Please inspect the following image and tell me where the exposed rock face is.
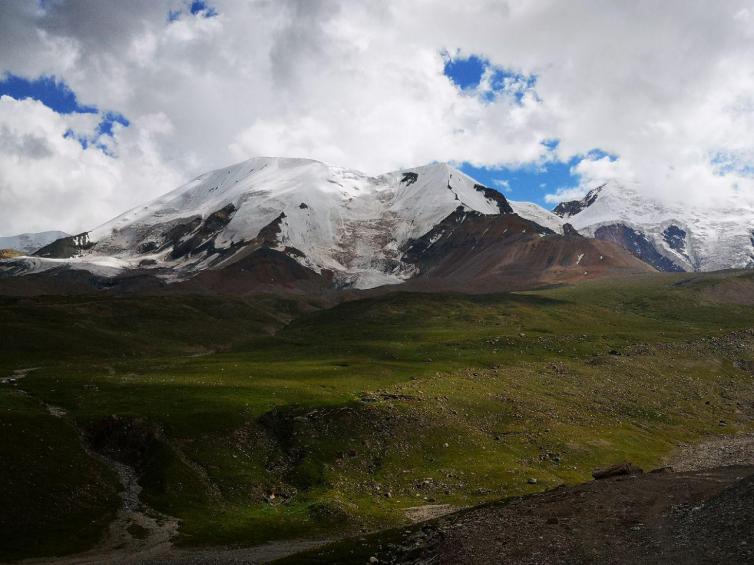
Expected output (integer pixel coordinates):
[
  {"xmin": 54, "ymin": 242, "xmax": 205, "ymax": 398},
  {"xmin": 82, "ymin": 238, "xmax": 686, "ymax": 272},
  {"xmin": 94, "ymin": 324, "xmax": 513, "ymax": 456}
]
[
  {"xmin": 472, "ymin": 184, "xmax": 514, "ymax": 214},
  {"xmin": 553, "ymin": 184, "xmax": 605, "ymax": 218},
  {"xmin": 402, "ymin": 206, "xmax": 550, "ymax": 272},
  {"xmin": 400, "ymin": 172, "xmax": 418, "ymax": 186},
  {"xmin": 562, "ymin": 223, "xmax": 581, "ymax": 237},
  {"xmin": 169, "ymin": 204, "xmax": 238, "ymax": 260},
  {"xmin": 594, "ymin": 224, "xmax": 685, "ymax": 272},
  {"xmin": 254, "ymin": 212, "xmax": 286, "ymax": 247},
  {"xmin": 663, "ymin": 224, "xmax": 687, "ymax": 253},
  {"xmin": 592, "ymin": 462, "xmax": 643, "ymax": 480},
  {"xmin": 34, "ymin": 232, "xmax": 94, "ymax": 258}
]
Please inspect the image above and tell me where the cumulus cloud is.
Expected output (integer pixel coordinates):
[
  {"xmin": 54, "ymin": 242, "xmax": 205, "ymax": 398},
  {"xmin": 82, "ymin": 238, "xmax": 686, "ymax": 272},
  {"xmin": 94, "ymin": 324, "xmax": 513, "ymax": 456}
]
[
  {"xmin": 544, "ymin": 155, "xmax": 635, "ymax": 204},
  {"xmin": 0, "ymin": 0, "xmax": 753, "ymax": 234},
  {"xmin": 0, "ymin": 96, "xmax": 181, "ymax": 234}
]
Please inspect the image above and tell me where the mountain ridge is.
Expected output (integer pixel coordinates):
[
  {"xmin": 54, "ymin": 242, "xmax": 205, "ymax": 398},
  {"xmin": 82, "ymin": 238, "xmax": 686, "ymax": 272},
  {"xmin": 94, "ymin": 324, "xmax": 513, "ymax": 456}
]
[
  {"xmin": 3, "ymin": 157, "xmax": 752, "ymax": 293},
  {"xmin": 4, "ymin": 157, "xmax": 653, "ymax": 292}
]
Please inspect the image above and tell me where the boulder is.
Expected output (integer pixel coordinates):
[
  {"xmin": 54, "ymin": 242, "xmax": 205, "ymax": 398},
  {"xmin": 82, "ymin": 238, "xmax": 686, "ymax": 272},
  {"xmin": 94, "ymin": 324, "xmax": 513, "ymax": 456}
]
[{"xmin": 592, "ymin": 462, "xmax": 643, "ymax": 480}]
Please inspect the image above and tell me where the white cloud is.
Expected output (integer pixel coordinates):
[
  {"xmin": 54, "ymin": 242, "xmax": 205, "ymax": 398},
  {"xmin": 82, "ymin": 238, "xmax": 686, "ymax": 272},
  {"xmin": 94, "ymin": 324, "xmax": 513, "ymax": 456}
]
[
  {"xmin": 0, "ymin": 0, "xmax": 753, "ymax": 234},
  {"xmin": 0, "ymin": 96, "xmax": 181, "ymax": 234},
  {"xmin": 492, "ymin": 178, "xmax": 511, "ymax": 192},
  {"xmin": 544, "ymin": 187, "xmax": 587, "ymax": 205}
]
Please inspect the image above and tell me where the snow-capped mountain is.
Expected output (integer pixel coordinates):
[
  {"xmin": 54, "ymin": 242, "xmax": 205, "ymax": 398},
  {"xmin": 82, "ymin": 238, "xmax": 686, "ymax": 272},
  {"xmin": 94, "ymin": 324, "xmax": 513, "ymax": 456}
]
[
  {"xmin": 0, "ymin": 230, "xmax": 69, "ymax": 254},
  {"xmin": 554, "ymin": 181, "xmax": 754, "ymax": 272},
  {"xmin": 5, "ymin": 158, "xmax": 751, "ymax": 292},
  {"xmin": 91, "ymin": 157, "xmax": 519, "ymax": 288},
  {"xmin": 1, "ymin": 157, "xmax": 652, "ymax": 292},
  {"xmin": 9, "ymin": 158, "xmax": 514, "ymax": 288}
]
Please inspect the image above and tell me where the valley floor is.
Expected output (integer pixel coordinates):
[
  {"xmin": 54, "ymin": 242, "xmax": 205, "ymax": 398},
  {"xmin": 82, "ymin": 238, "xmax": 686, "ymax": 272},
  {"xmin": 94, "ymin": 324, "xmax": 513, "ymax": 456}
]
[{"xmin": 1, "ymin": 271, "xmax": 754, "ymax": 562}]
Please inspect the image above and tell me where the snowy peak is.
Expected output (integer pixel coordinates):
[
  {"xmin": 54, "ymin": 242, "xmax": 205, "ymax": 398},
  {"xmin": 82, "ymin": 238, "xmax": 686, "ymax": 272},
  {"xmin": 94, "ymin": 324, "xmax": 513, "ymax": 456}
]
[
  {"xmin": 7, "ymin": 156, "xmax": 753, "ymax": 289},
  {"xmin": 555, "ymin": 180, "xmax": 754, "ymax": 272}
]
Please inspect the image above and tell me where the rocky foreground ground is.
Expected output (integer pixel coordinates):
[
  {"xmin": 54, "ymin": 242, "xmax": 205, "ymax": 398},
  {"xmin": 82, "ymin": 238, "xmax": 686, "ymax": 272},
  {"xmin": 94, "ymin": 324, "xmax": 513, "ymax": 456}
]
[
  {"xmin": 357, "ymin": 465, "xmax": 754, "ymax": 565},
  {"xmin": 280, "ymin": 434, "xmax": 754, "ymax": 565}
]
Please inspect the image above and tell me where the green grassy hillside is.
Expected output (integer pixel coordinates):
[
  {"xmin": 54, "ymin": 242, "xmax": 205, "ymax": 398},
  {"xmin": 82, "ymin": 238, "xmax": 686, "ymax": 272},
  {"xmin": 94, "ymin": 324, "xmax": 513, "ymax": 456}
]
[{"xmin": 1, "ymin": 271, "xmax": 754, "ymax": 560}]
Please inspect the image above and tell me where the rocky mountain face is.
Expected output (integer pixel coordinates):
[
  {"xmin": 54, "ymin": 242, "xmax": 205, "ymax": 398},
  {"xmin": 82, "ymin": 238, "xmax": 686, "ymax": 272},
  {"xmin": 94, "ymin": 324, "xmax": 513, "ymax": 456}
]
[
  {"xmin": 0, "ymin": 157, "xmax": 653, "ymax": 294},
  {"xmin": 398, "ymin": 207, "xmax": 653, "ymax": 292},
  {"xmin": 553, "ymin": 181, "xmax": 754, "ymax": 273},
  {"xmin": 552, "ymin": 185, "xmax": 604, "ymax": 218}
]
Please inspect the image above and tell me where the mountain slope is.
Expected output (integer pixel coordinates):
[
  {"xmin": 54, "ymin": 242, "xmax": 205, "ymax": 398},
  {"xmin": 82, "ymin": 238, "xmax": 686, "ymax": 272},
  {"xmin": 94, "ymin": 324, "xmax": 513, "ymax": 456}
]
[
  {"xmin": 399, "ymin": 207, "xmax": 653, "ymax": 291},
  {"xmin": 510, "ymin": 200, "xmax": 564, "ymax": 233},
  {"xmin": 555, "ymin": 181, "xmax": 754, "ymax": 272}
]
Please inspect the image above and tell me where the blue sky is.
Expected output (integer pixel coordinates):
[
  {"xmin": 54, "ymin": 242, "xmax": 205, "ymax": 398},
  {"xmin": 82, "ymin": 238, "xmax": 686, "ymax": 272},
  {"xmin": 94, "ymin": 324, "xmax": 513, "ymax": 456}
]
[
  {"xmin": 459, "ymin": 160, "xmax": 578, "ymax": 205},
  {"xmin": 0, "ymin": 73, "xmax": 97, "ymax": 114},
  {"xmin": 0, "ymin": 73, "xmax": 129, "ymax": 155},
  {"xmin": 169, "ymin": 0, "xmax": 219, "ymax": 22},
  {"xmin": 442, "ymin": 53, "xmax": 610, "ymax": 207}
]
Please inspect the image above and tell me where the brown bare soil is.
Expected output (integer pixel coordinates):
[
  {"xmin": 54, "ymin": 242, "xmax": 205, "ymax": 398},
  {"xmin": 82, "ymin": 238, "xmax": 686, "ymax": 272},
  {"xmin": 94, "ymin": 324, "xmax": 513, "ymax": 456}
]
[{"xmin": 399, "ymin": 212, "xmax": 655, "ymax": 293}]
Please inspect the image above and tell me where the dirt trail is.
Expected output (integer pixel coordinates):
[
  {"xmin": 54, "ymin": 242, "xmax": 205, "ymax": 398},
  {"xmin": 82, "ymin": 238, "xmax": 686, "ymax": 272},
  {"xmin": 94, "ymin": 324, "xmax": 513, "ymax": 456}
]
[
  {"xmin": 404, "ymin": 504, "xmax": 459, "ymax": 523},
  {"xmin": 0, "ymin": 367, "xmax": 39, "ymax": 384},
  {"xmin": 142, "ymin": 538, "xmax": 334, "ymax": 564}
]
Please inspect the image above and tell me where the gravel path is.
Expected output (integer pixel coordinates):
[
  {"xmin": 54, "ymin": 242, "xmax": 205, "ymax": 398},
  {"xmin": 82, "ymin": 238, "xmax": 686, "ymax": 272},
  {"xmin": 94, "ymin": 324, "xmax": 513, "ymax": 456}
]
[{"xmin": 667, "ymin": 433, "xmax": 754, "ymax": 471}]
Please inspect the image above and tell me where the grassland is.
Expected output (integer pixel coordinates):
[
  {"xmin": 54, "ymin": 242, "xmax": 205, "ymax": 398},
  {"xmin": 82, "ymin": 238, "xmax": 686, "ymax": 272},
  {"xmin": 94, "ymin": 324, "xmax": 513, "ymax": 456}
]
[{"xmin": 1, "ymin": 271, "xmax": 754, "ymax": 561}]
